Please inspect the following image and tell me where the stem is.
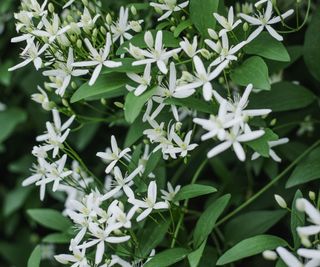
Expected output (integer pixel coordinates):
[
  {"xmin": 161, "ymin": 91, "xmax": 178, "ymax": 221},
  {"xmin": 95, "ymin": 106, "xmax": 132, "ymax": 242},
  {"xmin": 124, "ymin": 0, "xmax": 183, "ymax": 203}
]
[
  {"xmin": 215, "ymin": 139, "xmax": 320, "ymax": 228},
  {"xmin": 170, "ymin": 159, "xmax": 208, "ymax": 248}
]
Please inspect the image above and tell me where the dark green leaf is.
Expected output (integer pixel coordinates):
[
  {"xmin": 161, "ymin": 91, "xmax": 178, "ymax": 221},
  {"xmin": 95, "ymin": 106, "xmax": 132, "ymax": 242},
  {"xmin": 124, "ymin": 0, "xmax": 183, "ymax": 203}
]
[
  {"xmin": 225, "ymin": 210, "xmax": 286, "ymax": 243},
  {"xmin": 304, "ymin": 7, "xmax": 320, "ymax": 82},
  {"xmin": 3, "ymin": 187, "xmax": 32, "ymax": 217},
  {"xmin": 144, "ymin": 247, "xmax": 189, "ymax": 267},
  {"xmin": 70, "ymin": 73, "xmax": 128, "ymax": 103},
  {"xmin": 193, "ymin": 194, "xmax": 231, "ymax": 248},
  {"xmin": 27, "ymin": 245, "xmax": 41, "ymax": 267},
  {"xmin": 286, "ymin": 147, "xmax": 320, "ymax": 188},
  {"xmin": 244, "ymin": 33, "xmax": 290, "ymax": 62},
  {"xmin": 124, "ymin": 87, "xmax": 157, "ymax": 123},
  {"xmin": 174, "ymin": 19, "xmax": 193, "ymax": 38},
  {"xmin": 230, "ymin": 56, "xmax": 270, "ymax": 90},
  {"xmin": 27, "ymin": 209, "xmax": 72, "ymax": 231},
  {"xmin": 217, "ymin": 235, "xmax": 288, "ymax": 265},
  {"xmin": 174, "ymin": 184, "xmax": 217, "ymax": 202},
  {"xmin": 0, "ymin": 108, "xmax": 27, "ymax": 143},
  {"xmin": 190, "ymin": 0, "xmax": 219, "ymax": 37},
  {"xmin": 43, "ymin": 233, "xmax": 72, "ymax": 244},
  {"xmin": 248, "ymin": 82, "xmax": 315, "ymax": 112},
  {"xmin": 188, "ymin": 240, "xmax": 207, "ymax": 267}
]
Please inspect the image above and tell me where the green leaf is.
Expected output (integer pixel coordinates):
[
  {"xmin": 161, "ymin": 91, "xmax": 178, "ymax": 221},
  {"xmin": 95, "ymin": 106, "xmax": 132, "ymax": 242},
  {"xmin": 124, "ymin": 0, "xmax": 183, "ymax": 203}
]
[
  {"xmin": 174, "ymin": 184, "xmax": 217, "ymax": 202},
  {"xmin": 124, "ymin": 87, "xmax": 157, "ymax": 123},
  {"xmin": 224, "ymin": 210, "xmax": 286, "ymax": 243},
  {"xmin": 3, "ymin": 187, "xmax": 32, "ymax": 217},
  {"xmin": 165, "ymin": 96, "xmax": 218, "ymax": 114},
  {"xmin": 124, "ymin": 116, "xmax": 148, "ymax": 147},
  {"xmin": 117, "ymin": 30, "xmax": 180, "ymax": 55},
  {"xmin": 190, "ymin": 0, "xmax": 219, "ymax": 37},
  {"xmin": 136, "ymin": 220, "xmax": 170, "ymax": 258},
  {"xmin": 217, "ymin": 235, "xmax": 288, "ymax": 265},
  {"xmin": 246, "ymin": 129, "xmax": 279, "ymax": 158},
  {"xmin": 193, "ymin": 194, "xmax": 231, "ymax": 248},
  {"xmin": 42, "ymin": 233, "xmax": 72, "ymax": 244},
  {"xmin": 248, "ymin": 82, "xmax": 315, "ymax": 112},
  {"xmin": 304, "ymin": 7, "xmax": 320, "ymax": 82},
  {"xmin": 188, "ymin": 240, "xmax": 207, "ymax": 267},
  {"xmin": 244, "ymin": 32, "xmax": 290, "ymax": 62},
  {"xmin": 144, "ymin": 247, "xmax": 189, "ymax": 267},
  {"xmin": 0, "ymin": 108, "xmax": 27, "ymax": 143},
  {"xmin": 143, "ymin": 151, "xmax": 162, "ymax": 178},
  {"xmin": 230, "ymin": 56, "xmax": 270, "ymax": 90},
  {"xmin": 70, "ymin": 73, "xmax": 128, "ymax": 103},
  {"xmin": 27, "ymin": 245, "xmax": 41, "ymax": 267},
  {"xmin": 27, "ymin": 209, "xmax": 72, "ymax": 231},
  {"xmin": 291, "ymin": 190, "xmax": 305, "ymax": 249},
  {"xmin": 286, "ymin": 147, "xmax": 320, "ymax": 188},
  {"xmin": 174, "ymin": 19, "xmax": 193, "ymax": 38}
]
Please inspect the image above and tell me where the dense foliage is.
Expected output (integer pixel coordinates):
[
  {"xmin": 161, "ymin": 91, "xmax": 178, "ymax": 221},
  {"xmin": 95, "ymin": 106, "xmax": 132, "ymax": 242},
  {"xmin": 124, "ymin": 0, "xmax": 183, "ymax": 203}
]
[{"xmin": 1, "ymin": 0, "xmax": 320, "ymax": 266}]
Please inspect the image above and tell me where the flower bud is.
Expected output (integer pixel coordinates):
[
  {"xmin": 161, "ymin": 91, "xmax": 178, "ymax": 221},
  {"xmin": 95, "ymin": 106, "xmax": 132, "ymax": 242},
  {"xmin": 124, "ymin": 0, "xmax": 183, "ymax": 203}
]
[
  {"xmin": 200, "ymin": 48, "xmax": 211, "ymax": 60},
  {"xmin": 181, "ymin": 71, "xmax": 194, "ymax": 82},
  {"xmin": 208, "ymin": 29, "xmax": 218, "ymax": 40},
  {"xmin": 270, "ymin": 118, "xmax": 277, "ymax": 126},
  {"xmin": 71, "ymin": 81, "xmax": 77, "ymax": 90},
  {"xmin": 106, "ymin": 13, "xmax": 112, "ymax": 25},
  {"xmin": 243, "ymin": 22, "xmax": 249, "ymax": 32},
  {"xmin": 154, "ymin": 7, "xmax": 163, "ymax": 15},
  {"xmin": 144, "ymin": 31, "xmax": 154, "ymax": 48},
  {"xmin": 62, "ymin": 99, "xmax": 69, "ymax": 107},
  {"xmin": 274, "ymin": 194, "xmax": 287, "ymax": 209},
  {"xmin": 170, "ymin": 26, "xmax": 176, "ymax": 32},
  {"xmin": 262, "ymin": 250, "xmax": 278, "ymax": 261},
  {"xmin": 48, "ymin": 3, "xmax": 55, "ymax": 13},
  {"xmin": 100, "ymin": 26, "xmax": 107, "ymax": 35},
  {"xmin": 114, "ymin": 101, "xmax": 124, "ymax": 108},
  {"xmin": 130, "ymin": 5, "xmax": 137, "ymax": 16},
  {"xmin": 76, "ymin": 39, "xmax": 82, "ymax": 49},
  {"xmin": 309, "ymin": 191, "xmax": 316, "ymax": 201},
  {"xmin": 173, "ymin": 51, "xmax": 179, "ymax": 60}
]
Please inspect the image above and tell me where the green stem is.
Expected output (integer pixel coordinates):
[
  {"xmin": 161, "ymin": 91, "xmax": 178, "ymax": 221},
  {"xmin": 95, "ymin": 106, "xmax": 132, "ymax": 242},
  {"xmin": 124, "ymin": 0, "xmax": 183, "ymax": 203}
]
[{"xmin": 215, "ymin": 139, "xmax": 320, "ymax": 228}]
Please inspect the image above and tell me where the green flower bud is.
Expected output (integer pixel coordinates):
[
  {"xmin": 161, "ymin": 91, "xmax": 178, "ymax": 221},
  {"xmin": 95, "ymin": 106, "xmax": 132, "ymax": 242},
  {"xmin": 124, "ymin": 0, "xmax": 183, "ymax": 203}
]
[
  {"xmin": 106, "ymin": 13, "xmax": 112, "ymax": 25},
  {"xmin": 130, "ymin": 5, "xmax": 137, "ymax": 16},
  {"xmin": 114, "ymin": 101, "xmax": 124, "ymax": 108},
  {"xmin": 243, "ymin": 22, "xmax": 249, "ymax": 32},
  {"xmin": 100, "ymin": 26, "xmax": 107, "ymax": 35},
  {"xmin": 309, "ymin": 191, "xmax": 316, "ymax": 201},
  {"xmin": 101, "ymin": 98, "xmax": 107, "ymax": 105},
  {"xmin": 76, "ymin": 39, "xmax": 82, "ymax": 49},
  {"xmin": 200, "ymin": 48, "xmax": 211, "ymax": 60},
  {"xmin": 154, "ymin": 7, "xmax": 163, "ymax": 15},
  {"xmin": 48, "ymin": 3, "xmax": 55, "ymax": 13},
  {"xmin": 274, "ymin": 194, "xmax": 287, "ymax": 209},
  {"xmin": 62, "ymin": 99, "xmax": 69, "ymax": 107},
  {"xmin": 71, "ymin": 81, "xmax": 77, "ymax": 90},
  {"xmin": 170, "ymin": 26, "xmax": 176, "ymax": 32}
]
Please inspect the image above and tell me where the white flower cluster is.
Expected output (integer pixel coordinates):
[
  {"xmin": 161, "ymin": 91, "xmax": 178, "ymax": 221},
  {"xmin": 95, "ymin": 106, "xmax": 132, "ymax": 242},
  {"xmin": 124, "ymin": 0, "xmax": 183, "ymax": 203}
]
[{"xmin": 264, "ymin": 198, "xmax": 320, "ymax": 267}]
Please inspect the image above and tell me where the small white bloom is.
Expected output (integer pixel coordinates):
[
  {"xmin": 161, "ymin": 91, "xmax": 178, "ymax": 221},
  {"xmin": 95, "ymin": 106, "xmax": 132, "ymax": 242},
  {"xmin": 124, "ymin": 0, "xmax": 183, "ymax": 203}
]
[
  {"xmin": 126, "ymin": 64, "xmax": 152, "ymax": 96},
  {"xmin": 55, "ymin": 246, "xmax": 88, "ymax": 266},
  {"xmin": 239, "ymin": 2, "xmax": 294, "ymax": 42},
  {"xmin": 77, "ymin": 7, "xmax": 100, "ymax": 32},
  {"xmin": 161, "ymin": 182, "xmax": 181, "ymax": 205},
  {"xmin": 128, "ymin": 181, "xmax": 169, "ymax": 221},
  {"xmin": 214, "ymin": 6, "xmax": 242, "ymax": 36},
  {"xmin": 73, "ymin": 33, "xmax": 122, "ymax": 86},
  {"xmin": 276, "ymin": 247, "xmax": 303, "ymax": 267},
  {"xmin": 96, "ymin": 135, "xmax": 131, "ymax": 174},
  {"xmin": 150, "ymin": 0, "xmax": 189, "ymax": 21},
  {"xmin": 180, "ymin": 36, "xmax": 199, "ymax": 58}
]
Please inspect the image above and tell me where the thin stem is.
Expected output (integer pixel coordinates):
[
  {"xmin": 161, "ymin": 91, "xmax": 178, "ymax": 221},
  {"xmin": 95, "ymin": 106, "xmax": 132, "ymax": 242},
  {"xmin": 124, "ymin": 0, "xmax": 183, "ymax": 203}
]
[{"xmin": 215, "ymin": 139, "xmax": 320, "ymax": 228}]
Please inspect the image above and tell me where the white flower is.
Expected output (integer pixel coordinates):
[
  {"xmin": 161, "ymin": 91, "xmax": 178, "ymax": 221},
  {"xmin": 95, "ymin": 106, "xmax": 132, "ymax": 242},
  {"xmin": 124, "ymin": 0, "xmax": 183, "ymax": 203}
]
[
  {"xmin": 63, "ymin": 0, "xmax": 76, "ymax": 9},
  {"xmin": 43, "ymin": 48, "xmax": 89, "ymax": 96},
  {"xmin": 55, "ymin": 246, "xmax": 88, "ymax": 267},
  {"xmin": 73, "ymin": 33, "xmax": 122, "ymax": 86},
  {"xmin": 8, "ymin": 40, "xmax": 48, "ymax": 71},
  {"xmin": 33, "ymin": 14, "xmax": 70, "ymax": 43},
  {"xmin": 36, "ymin": 154, "xmax": 73, "ymax": 193},
  {"xmin": 214, "ymin": 6, "xmax": 242, "ymax": 36},
  {"xmin": 161, "ymin": 182, "xmax": 181, "ymax": 205},
  {"xmin": 27, "ymin": 0, "xmax": 48, "ymax": 17},
  {"xmin": 107, "ymin": 201, "xmax": 137, "ymax": 229},
  {"xmin": 205, "ymin": 33, "xmax": 246, "ymax": 67},
  {"xmin": 239, "ymin": 1, "xmax": 294, "ymax": 42},
  {"xmin": 36, "ymin": 109, "xmax": 75, "ymax": 158},
  {"xmin": 126, "ymin": 64, "xmax": 152, "ymax": 96},
  {"xmin": 207, "ymin": 127, "xmax": 265, "ymax": 161},
  {"xmin": 96, "ymin": 135, "xmax": 131, "ymax": 174},
  {"xmin": 79, "ymin": 223, "xmax": 130, "ymax": 264},
  {"xmin": 31, "ymin": 86, "xmax": 52, "ymax": 111},
  {"xmin": 165, "ymin": 127, "xmax": 198, "ymax": 158},
  {"xmin": 100, "ymin": 165, "xmax": 143, "ymax": 201},
  {"xmin": 252, "ymin": 137, "xmax": 289, "ymax": 162},
  {"xmin": 128, "ymin": 181, "xmax": 169, "ymax": 221},
  {"xmin": 150, "ymin": 0, "xmax": 189, "ymax": 21},
  {"xmin": 180, "ymin": 36, "xmax": 199, "ymax": 58},
  {"xmin": 109, "ymin": 7, "xmax": 142, "ymax": 44},
  {"xmin": 22, "ymin": 157, "xmax": 51, "ymax": 200},
  {"xmin": 176, "ymin": 55, "xmax": 229, "ymax": 101},
  {"xmin": 130, "ymin": 31, "xmax": 182, "ymax": 74},
  {"xmin": 143, "ymin": 118, "xmax": 167, "ymax": 144},
  {"xmin": 77, "ymin": 7, "xmax": 100, "ymax": 32},
  {"xmin": 0, "ymin": 102, "xmax": 7, "ymax": 111}
]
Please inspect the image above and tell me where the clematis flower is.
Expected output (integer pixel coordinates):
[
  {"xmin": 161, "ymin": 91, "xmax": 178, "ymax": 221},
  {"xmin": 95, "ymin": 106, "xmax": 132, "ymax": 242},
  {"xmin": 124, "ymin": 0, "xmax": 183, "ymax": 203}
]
[
  {"xmin": 214, "ymin": 6, "xmax": 242, "ymax": 36},
  {"xmin": 161, "ymin": 182, "xmax": 181, "ymax": 205},
  {"xmin": 126, "ymin": 64, "xmax": 152, "ymax": 96},
  {"xmin": 128, "ymin": 181, "xmax": 169, "ymax": 221},
  {"xmin": 150, "ymin": 0, "xmax": 189, "ymax": 21},
  {"xmin": 73, "ymin": 33, "xmax": 122, "ymax": 86},
  {"xmin": 54, "ymin": 245, "xmax": 88, "ymax": 266},
  {"xmin": 180, "ymin": 36, "xmax": 199, "ymax": 58},
  {"xmin": 96, "ymin": 135, "xmax": 131, "ymax": 174},
  {"xmin": 176, "ymin": 55, "xmax": 229, "ymax": 101},
  {"xmin": 77, "ymin": 7, "xmax": 100, "ymax": 31},
  {"xmin": 239, "ymin": 1, "xmax": 294, "ymax": 42},
  {"xmin": 129, "ymin": 31, "xmax": 181, "ymax": 74}
]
